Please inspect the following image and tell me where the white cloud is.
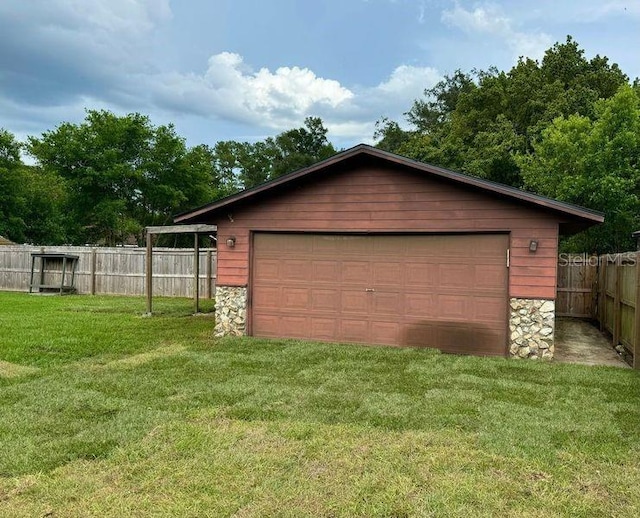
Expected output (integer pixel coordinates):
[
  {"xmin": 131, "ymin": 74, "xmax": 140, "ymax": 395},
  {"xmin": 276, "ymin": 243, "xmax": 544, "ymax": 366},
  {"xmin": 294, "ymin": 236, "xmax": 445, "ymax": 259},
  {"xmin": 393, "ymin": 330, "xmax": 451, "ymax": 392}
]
[
  {"xmin": 442, "ymin": 3, "xmax": 511, "ymax": 34},
  {"xmin": 323, "ymin": 64, "xmax": 441, "ymax": 140},
  {"xmin": 149, "ymin": 52, "xmax": 355, "ymax": 130},
  {"xmin": 509, "ymin": 31, "xmax": 554, "ymax": 62},
  {"xmin": 441, "ymin": 2, "xmax": 553, "ymax": 61},
  {"xmin": 418, "ymin": 0, "xmax": 427, "ymax": 23},
  {"xmin": 375, "ymin": 64, "xmax": 440, "ymax": 97},
  {"xmin": 147, "ymin": 54, "xmax": 439, "ymax": 139}
]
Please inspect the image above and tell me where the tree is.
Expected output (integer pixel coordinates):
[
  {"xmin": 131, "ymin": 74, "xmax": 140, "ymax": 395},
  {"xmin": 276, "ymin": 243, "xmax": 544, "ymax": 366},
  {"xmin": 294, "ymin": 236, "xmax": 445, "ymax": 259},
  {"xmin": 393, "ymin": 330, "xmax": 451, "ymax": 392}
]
[
  {"xmin": 211, "ymin": 117, "xmax": 337, "ymax": 192},
  {"xmin": 210, "ymin": 140, "xmax": 275, "ymax": 192},
  {"xmin": 269, "ymin": 116, "xmax": 337, "ymax": 179},
  {"xmin": 373, "ymin": 118, "xmax": 411, "ymax": 153},
  {"xmin": 519, "ymin": 85, "xmax": 640, "ymax": 253},
  {"xmin": 135, "ymin": 133, "xmax": 215, "ymax": 238},
  {"xmin": 28, "ymin": 110, "xmax": 216, "ymax": 245},
  {"xmin": 28, "ymin": 111, "xmax": 150, "ymax": 244},
  {"xmin": 374, "ymin": 37, "xmax": 629, "ymax": 187},
  {"xmin": 406, "ymin": 69, "xmax": 477, "ymax": 134},
  {"xmin": 0, "ymin": 129, "xmax": 67, "ymax": 244},
  {"xmin": 18, "ymin": 165, "xmax": 68, "ymax": 244},
  {"xmin": 0, "ymin": 129, "xmax": 26, "ymax": 242}
]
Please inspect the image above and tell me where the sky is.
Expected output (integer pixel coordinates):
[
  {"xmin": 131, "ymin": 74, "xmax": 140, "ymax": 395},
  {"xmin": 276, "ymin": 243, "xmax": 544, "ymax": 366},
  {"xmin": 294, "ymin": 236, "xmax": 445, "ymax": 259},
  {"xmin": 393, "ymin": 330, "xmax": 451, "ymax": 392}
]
[{"xmin": 1, "ymin": 0, "xmax": 639, "ymax": 151}]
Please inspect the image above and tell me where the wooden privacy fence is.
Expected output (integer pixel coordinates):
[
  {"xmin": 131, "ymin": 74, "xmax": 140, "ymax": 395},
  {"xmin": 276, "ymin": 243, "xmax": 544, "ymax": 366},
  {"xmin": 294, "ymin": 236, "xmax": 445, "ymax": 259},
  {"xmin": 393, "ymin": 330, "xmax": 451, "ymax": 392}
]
[
  {"xmin": 0, "ymin": 245, "xmax": 216, "ymax": 297},
  {"xmin": 556, "ymin": 254, "xmax": 598, "ymax": 318},
  {"xmin": 597, "ymin": 252, "xmax": 639, "ymax": 368},
  {"xmin": 557, "ymin": 252, "xmax": 638, "ymax": 368}
]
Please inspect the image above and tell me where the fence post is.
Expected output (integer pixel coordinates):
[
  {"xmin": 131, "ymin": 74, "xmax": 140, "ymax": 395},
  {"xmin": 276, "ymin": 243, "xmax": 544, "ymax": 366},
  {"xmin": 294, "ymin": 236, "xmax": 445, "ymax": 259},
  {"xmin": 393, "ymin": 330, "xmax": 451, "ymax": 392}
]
[
  {"xmin": 633, "ymin": 252, "xmax": 640, "ymax": 369},
  {"xmin": 598, "ymin": 257, "xmax": 606, "ymax": 330},
  {"xmin": 613, "ymin": 258, "xmax": 622, "ymax": 348},
  {"xmin": 587, "ymin": 255, "xmax": 600, "ymax": 320},
  {"xmin": 90, "ymin": 248, "xmax": 97, "ymax": 295}
]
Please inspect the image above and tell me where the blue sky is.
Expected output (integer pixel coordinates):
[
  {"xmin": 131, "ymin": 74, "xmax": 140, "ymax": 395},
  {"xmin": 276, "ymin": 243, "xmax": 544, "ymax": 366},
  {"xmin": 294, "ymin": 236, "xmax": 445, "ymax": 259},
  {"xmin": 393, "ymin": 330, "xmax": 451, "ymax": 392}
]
[{"xmin": 1, "ymin": 0, "xmax": 639, "ymax": 150}]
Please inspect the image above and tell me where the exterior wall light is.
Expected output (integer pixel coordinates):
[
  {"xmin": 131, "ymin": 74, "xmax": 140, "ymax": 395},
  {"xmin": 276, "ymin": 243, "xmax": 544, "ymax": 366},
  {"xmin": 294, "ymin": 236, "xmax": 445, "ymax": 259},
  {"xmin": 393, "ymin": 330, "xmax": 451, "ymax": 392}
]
[
  {"xmin": 529, "ymin": 240, "xmax": 538, "ymax": 252},
  {"xmin": 226, "ymin": 236, "xmax": 236, "ymax": 248}
]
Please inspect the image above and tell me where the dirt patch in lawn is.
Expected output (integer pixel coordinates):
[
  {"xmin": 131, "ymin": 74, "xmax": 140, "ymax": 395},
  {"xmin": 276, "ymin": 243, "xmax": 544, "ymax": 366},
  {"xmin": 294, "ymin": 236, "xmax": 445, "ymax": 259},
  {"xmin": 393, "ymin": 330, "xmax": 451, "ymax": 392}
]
[
  {"xmin": 0, "ymin": 361, "xmax": 40, "ymax": 378},
  {"xmin": 104, "ymin": 344, "xmax": 187, "ymax": 369}
]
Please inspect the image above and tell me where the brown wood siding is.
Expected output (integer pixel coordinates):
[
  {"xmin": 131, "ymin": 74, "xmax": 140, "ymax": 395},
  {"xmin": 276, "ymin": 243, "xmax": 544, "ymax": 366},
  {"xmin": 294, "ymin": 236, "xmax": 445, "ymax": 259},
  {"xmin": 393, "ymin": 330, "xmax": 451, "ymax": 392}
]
[{"xmin": 214, "ymin": 164, "xmax": 559, "ymax": 299}]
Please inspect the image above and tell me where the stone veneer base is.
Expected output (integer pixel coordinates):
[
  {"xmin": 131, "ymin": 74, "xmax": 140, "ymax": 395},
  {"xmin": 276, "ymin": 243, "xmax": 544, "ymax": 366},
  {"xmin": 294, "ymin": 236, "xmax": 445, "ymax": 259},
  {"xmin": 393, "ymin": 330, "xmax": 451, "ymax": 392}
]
[
  {"xmin": 509, "ymin": 298, "xmax": 555, "ymax": 359},
  {"xmin": 214, "ymin": 286, "xmax": 247, "ymax": 337}
]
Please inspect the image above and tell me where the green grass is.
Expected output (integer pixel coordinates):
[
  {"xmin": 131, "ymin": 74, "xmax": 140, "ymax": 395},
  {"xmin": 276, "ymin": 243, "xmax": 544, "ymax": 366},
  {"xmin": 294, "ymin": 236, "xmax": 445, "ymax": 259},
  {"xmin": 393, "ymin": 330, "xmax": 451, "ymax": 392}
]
[{"xmin": 0, "ymin": 292, "xmax": 639, "ymax": 516}]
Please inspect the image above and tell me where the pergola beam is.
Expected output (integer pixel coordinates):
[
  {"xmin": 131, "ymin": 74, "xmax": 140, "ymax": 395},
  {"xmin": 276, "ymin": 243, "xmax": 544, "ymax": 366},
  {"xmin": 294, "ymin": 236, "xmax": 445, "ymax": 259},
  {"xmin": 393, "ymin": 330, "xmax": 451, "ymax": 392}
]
[
  {"xmin": 146, "ymin": 224, "xmax": 217, "ymax": 235},
  {"xmin": 145, "ymin": 224, "xmax": 217, "ymax": 315}
]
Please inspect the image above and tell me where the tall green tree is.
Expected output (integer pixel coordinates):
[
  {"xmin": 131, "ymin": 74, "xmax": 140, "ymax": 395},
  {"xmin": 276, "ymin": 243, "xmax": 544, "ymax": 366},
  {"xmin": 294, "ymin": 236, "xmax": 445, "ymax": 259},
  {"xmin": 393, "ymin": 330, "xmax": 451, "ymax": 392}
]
[
  {"xmin": 0, "ymin": 129, "xmax": 26, "ymax": 242},
  {"xmin": 519, "ymin": 85, "xmax": 640, "ymax": 253},
  {"xmin": 28, "ymin": 111, "xmax": 151, "ymax": 244},
  {"xmin": 18, "ymin": 165, "xmax": 68, "ymax": 245},
  {"xmin": 28, "ymin": 110, "xmax": 215, "ymax": 245},
  {"xmin": 135, "ymin": 135, "xmax": 216, "ymax": 238},
  {"xmin": 212, "ymin": 117, "xmax": 337, "ymax": 192},
  {"xmin": 269, "ymin": 116, "xmax": 337, "ymax": 179},
  {"xmin": 211, "ymin": 140, "xmax": 275, "ymax": 193},
  {"xmin": 0, "ymin": 130, "xmax": 67, "ymax": 244},
  {"xmin": 375, "ymin": 37, "xmax": 629, "ymax": 187}
]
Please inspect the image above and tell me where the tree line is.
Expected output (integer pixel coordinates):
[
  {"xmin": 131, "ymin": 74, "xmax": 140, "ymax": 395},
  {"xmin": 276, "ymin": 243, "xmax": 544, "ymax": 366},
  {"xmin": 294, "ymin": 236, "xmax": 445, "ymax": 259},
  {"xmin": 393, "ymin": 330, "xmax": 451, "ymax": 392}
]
[
  {"xmin": 375, "ymin": 37, "xmax": 640, "ymax": 253},
  {"xmin": 0, "ymin": 115, "xmax": 335, "ymax": 246},
  {"xmin": 1, "ymin": 37, "xmax": 639, "ymax": 252}
]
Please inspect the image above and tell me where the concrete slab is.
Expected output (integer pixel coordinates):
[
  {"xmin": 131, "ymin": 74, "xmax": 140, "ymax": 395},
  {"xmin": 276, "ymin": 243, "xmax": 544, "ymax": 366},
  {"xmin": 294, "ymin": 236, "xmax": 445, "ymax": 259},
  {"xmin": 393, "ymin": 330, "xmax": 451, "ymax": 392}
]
[{"xmin": 554, "ymin": 318, "xmax": 631, "ymax": 368}]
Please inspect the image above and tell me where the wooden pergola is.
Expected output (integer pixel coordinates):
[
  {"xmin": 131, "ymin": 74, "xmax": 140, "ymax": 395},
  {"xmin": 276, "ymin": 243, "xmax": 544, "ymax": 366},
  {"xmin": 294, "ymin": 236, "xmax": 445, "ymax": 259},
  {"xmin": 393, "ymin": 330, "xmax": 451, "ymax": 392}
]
[{"xmin": 145, "ymin": 224, "xmax": 217, "ymax": 315}]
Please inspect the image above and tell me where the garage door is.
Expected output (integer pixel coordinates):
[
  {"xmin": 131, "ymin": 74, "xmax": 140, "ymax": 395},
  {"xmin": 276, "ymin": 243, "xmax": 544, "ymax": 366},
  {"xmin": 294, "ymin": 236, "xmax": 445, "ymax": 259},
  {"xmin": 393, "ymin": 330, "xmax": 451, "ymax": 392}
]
[{"xmin": 251, "ymin": 233, "xmax": 509, "ymax": 356}]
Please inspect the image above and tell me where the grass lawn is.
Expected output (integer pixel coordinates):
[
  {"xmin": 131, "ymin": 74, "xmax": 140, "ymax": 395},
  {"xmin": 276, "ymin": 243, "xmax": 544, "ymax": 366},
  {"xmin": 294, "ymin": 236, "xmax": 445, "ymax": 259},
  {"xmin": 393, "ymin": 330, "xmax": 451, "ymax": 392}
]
[{"xmin": 0, "ymin": 292, "xmax": 639, "ymax": 517}]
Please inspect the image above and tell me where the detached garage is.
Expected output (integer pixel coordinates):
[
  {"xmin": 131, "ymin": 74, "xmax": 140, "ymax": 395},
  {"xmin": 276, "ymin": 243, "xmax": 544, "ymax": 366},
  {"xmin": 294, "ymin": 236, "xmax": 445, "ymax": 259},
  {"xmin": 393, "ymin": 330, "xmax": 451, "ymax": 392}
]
[{"xmin": 176, "ymin": 145, "xmax": 603, "ymax": 359}]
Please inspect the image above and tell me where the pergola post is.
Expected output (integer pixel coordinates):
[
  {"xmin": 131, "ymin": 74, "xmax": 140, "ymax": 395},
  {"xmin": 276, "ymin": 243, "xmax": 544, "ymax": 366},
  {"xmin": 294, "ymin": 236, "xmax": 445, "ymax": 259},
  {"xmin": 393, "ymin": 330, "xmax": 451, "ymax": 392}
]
[
  {"xmin": 206, "ymin": 249, "xmax": 213, "ymax": 299},
  {"xmin": 146, "ymin": 230, "xmax": 153, "ymax": 315},
  {"xmin": 194, "ymin": 233, "xmax": 200, "ymax": 313}
]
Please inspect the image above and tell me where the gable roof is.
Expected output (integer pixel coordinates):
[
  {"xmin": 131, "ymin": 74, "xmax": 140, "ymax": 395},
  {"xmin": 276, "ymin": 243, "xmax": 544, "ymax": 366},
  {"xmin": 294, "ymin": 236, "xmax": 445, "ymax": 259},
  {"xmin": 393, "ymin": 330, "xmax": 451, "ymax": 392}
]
[
  {"xmin": 175, "ymin": 144, "xmax": 604, "ymax": 230},
  {"xmin": 0, "ymin": 235, "xmax": 15, "ymax": 246}
]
